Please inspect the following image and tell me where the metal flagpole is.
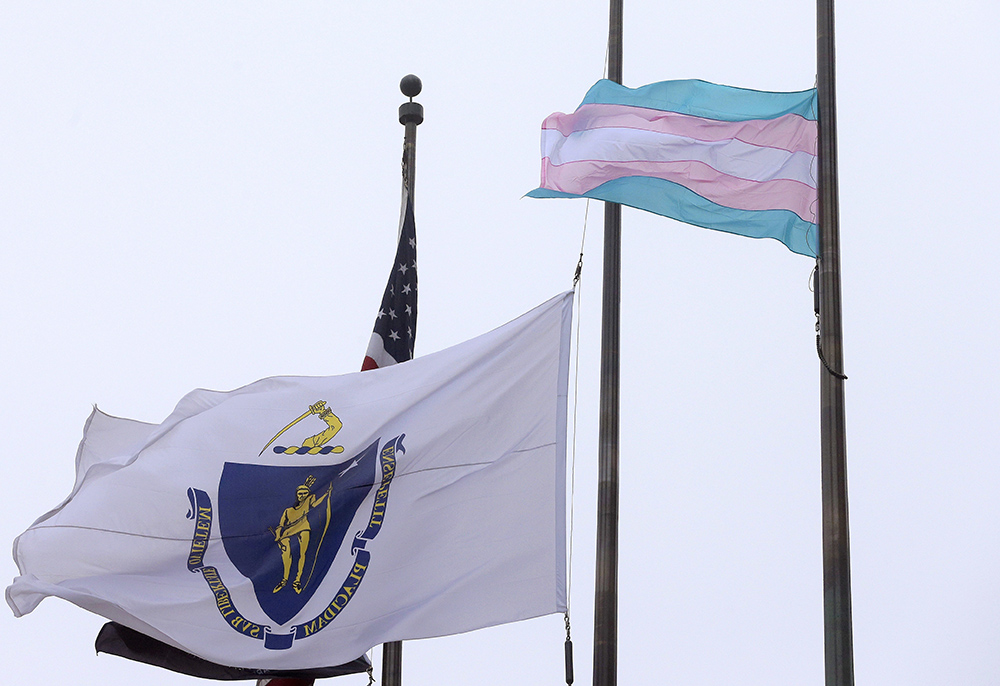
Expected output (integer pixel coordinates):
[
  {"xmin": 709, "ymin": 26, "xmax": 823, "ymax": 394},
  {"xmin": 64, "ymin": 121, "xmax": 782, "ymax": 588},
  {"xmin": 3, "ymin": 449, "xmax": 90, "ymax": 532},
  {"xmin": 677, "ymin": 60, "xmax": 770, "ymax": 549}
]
[
  {"xmin": 381, "ymin": 73, "xmax": 423, "ymax": 686},
  {"xmin": 593, "ymin": 1, "xmax": 622, "ymax": 685},
  {"xmin": 816, "ymin": 2, "xmax": 855, "ymax": 686}
]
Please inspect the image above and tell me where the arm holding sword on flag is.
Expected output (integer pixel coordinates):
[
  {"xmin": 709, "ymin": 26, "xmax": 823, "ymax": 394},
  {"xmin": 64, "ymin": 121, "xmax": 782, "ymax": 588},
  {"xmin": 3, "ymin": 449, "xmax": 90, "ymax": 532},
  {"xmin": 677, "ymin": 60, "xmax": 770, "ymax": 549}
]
[
  {"xmin": 259, "ymin": 400, "xmax": 344, "ymax": 456},
  {"xmin": 302, "ymin": 401, "xmax": 342, "ymax": 449}
]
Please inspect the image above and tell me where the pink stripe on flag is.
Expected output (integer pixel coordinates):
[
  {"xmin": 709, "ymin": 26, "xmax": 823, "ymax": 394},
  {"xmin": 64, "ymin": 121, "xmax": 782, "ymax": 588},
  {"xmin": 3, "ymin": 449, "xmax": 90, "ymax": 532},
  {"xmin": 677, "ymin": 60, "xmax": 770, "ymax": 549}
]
[
  {"xmin": 542, "ymin": 103, "xmax": 818, "ymax": 156},
  {"xmin": 541, "ymin": 158, "xmax": 817, "ymax": 223}
]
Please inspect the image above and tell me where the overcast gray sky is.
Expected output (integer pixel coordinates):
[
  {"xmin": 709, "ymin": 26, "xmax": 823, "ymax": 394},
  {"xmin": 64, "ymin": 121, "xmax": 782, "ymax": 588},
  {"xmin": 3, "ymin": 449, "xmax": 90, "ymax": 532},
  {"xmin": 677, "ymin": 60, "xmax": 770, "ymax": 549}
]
[{"xmin": 3, "ymin": 2, "xmax": 999, "ymax": 684}]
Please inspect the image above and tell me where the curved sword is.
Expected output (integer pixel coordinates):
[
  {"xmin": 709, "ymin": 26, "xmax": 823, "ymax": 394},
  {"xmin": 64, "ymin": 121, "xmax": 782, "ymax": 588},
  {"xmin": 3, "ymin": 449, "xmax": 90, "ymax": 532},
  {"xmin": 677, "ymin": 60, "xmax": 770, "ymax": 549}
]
[{"xmin": 259, "ymin": 407, "xmax": 316, "ymax": 456}]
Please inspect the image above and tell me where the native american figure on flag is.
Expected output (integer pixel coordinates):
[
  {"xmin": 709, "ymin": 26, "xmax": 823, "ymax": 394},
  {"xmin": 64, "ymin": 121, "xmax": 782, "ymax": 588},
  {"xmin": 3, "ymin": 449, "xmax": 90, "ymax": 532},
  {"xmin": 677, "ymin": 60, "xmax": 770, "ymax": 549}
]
[
  {"xmin": 272, "ymin": 475, "xmax": 332, "ymax": 594},
  {"xmin": 265, "ymin": 401, "xmax": 345, "ymax": 594}
]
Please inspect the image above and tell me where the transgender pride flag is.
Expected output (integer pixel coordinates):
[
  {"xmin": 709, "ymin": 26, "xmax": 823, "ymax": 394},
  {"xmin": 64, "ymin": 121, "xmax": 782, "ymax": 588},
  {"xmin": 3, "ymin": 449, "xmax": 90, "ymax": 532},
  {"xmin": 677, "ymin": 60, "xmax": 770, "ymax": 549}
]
[{"xmin": 528, "ymin": 79, "xmax": 819, "ymax": 257}]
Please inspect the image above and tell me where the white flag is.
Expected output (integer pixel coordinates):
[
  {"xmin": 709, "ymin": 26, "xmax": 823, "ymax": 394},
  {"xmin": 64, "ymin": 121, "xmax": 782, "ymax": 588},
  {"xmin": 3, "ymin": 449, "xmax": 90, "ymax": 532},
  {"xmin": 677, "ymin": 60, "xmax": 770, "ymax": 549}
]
[{"xmin": 7, "ymin": 292, "xmax": 572, "ymax": 670}]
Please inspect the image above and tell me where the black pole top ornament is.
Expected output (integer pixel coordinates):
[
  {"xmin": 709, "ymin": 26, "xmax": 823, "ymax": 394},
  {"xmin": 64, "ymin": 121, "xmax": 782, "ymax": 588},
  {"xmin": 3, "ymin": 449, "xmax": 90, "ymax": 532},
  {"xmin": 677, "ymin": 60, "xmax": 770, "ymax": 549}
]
[
  {"xmin": 400, "ymin": 74, "xmax": 422, "ymax": 99},
  {"xmin": 399, "ymin": 74, "xmax": 424, "ymax": 126}
]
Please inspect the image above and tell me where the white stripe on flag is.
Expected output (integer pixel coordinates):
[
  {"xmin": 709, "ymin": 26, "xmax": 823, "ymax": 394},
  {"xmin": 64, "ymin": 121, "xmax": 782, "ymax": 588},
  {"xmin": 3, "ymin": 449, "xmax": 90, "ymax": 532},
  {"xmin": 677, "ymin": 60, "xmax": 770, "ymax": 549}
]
[
  {"xmin": 363, "ymin": 331, "xmax": 396, "ymax": 370},
  {"xmin": 541, "ymin": 127, "xmax": 817, "ymax": 187}
]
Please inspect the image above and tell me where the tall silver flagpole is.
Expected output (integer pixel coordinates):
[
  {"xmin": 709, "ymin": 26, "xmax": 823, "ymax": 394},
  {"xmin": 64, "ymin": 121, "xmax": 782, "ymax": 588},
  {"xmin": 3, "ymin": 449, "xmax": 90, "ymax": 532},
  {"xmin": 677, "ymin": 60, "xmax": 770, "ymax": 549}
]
[
  {"xmin": 380, "ymin": 73, "xmax": 423, "ymax": 686},
  {"xmin": 816, "ymin": 2, "xmax": 855, "ymax": 685},
  {"xmin": 593, "ymin": 1, "xmax": 622, "ymax": 685}
]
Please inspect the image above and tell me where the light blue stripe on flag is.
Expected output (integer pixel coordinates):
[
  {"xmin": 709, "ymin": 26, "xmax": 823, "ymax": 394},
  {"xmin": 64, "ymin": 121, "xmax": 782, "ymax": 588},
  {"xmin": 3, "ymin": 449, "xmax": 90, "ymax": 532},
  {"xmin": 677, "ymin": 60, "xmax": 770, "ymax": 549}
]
[
  {"xmin": 581, "ymin": 79, "xmax": 817, "ymax": 121},
  {"xmin": 529, "ymin": 178, "xmax": 818, "ymax": 257}
]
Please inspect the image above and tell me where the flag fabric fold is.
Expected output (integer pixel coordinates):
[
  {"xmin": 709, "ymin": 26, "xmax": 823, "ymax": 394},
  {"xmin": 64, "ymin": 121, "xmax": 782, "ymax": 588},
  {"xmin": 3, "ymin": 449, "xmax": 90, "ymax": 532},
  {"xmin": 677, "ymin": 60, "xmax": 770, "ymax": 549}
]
[
  {"xmin": 362, "ymin": 196, "xmax": 417, "ymax": 370},
  {"xmin": 528, "ymin": 79, "xmax": 819, "ymax": 257},
  {"xmin": 8, "ymin": 291, "xmax": 572, "ymax": 670}
]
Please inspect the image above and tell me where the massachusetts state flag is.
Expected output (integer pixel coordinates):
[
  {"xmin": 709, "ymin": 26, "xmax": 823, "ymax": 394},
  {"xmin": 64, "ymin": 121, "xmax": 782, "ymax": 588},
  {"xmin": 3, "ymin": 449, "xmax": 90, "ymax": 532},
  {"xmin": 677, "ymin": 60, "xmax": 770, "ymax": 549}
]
[
  {"xmin": 7, "ymin": 292, "xmax": 571, "ymax": 670},
  {"xmin": 362, "ymin": 196, "xmax": 417, "ymax": 370},
  {"xmin": 528, "ymin": 79, "xmax": 819, "ymax": 257}
]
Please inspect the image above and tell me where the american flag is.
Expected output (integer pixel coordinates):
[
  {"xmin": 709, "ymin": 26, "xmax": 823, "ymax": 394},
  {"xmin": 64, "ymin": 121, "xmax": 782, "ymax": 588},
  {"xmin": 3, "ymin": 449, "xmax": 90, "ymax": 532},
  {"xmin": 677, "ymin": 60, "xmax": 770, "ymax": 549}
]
[{"xmin": 362, "ymin": 197, "xmax": 417, "ymax": 370}]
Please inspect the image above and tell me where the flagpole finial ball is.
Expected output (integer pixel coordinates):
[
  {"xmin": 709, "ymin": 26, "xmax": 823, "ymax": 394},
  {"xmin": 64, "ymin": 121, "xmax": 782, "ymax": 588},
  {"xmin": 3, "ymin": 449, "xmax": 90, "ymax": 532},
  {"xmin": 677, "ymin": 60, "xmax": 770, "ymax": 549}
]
[{"xmin": 400, "ymin": 74, "xmax": 422, "ymax": 99}]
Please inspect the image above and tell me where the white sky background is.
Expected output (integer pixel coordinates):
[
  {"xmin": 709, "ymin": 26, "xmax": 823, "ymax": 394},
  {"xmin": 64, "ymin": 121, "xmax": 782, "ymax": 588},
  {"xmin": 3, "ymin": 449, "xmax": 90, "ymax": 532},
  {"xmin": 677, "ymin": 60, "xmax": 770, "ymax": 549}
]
[{"xmin": 2, "ymin": 1, "xmax": 999, "ymax": 684}]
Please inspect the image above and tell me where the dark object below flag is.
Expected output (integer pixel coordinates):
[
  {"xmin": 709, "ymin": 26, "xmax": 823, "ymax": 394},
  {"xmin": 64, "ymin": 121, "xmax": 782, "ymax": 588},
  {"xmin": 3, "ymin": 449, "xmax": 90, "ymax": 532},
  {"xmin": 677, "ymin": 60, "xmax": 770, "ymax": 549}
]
[
  {"xmin": 362, "ymin": 197, "xmax": 417, "ymax": 370},
  {"xmin": 96, "ymin": 622, "xmax": 370, "ymax": 681}
]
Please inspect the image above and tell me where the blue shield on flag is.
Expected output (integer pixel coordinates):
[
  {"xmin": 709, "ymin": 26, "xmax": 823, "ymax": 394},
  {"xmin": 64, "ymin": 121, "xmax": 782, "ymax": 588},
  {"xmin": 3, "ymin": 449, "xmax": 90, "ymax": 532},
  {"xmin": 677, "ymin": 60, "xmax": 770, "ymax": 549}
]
[{"xmin": 218, "ymin": 440, "xmax": 380, "ymax": 626}]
